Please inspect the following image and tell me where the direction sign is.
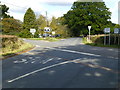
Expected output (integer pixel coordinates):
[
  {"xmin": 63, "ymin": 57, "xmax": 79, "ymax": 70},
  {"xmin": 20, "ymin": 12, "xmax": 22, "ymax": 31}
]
[
  {"xmin": 44, "ymin": 27, "xmax": 51, "ymax": 32},
  {"xmin": 114, "ymin": 28, "xmax": 120, "ymax": 34},
  {"xmin": 30, "ymin": 29, "xmax": 36, "ymax": 35},
  {"xmin": 104, "ymin": 28, "xmax": 110, "ymax": 33},
  {"xmin": 88, "ymin": 26, "xmax": 91, "ymax": 30},
  {"xmin": 52, "ymin": 31, "xmax": 55, "ymax": 35}
]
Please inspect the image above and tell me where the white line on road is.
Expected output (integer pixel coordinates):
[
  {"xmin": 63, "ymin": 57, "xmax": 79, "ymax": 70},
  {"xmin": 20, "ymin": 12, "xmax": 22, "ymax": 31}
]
[
  {"xmin": 42, "ymin": 58, "xmax": 54, "ymax": 64},
  {"xmin": 7, "ymin": 58, "xmax": 117, "ymax": 83},
  {"xmin": 46, "ymin": 47, "xmax": 101, "ymax": 57},
  {"xmin": 14, "ymin": 59, "xmax": 27, "ymax": 63},
  {"xmin": 7, "ymin": 60, "xmax": 73, "ymax": 83}
]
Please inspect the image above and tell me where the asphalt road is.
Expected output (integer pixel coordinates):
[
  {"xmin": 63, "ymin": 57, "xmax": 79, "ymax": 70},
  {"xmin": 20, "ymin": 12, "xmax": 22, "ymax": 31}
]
[{"xmin": 2, "ymin": 38, "xmax": 119, "ymax": 88}]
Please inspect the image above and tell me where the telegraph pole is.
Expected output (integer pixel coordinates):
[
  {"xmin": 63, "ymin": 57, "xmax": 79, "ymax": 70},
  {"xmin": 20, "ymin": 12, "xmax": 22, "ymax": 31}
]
[{"xmin": 46, "ymin": 11, "xmax": 49, "ymax": 27}]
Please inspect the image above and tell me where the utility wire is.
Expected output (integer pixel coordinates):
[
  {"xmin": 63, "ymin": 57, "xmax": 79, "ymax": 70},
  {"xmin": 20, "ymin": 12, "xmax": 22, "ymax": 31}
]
[
  {"xmin": 1, "ymin": 1, "xmax": 28, "ymax": 10},
  {"xmin": 1, "ymin": 1, "xmax": 55, "ymax": 20}
]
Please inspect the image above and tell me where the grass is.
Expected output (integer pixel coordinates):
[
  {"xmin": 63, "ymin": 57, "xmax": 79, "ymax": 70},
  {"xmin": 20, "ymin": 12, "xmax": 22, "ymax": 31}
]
[
  {"xmin": 1, "ymin": 42, "xmax": 34, "ymax": 57},
  {"xmin": 82, "ymin": 37, "xmax": 120, "ymax": 48},
  {"xmin": 27, "ymin": 37, "xmax": 66, "ymax": 42}
]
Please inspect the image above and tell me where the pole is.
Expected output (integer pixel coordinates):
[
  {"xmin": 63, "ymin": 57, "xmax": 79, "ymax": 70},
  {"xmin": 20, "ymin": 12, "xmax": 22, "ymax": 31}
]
[
  {"xmin": 104, "ymin": 33, "xmax": 106, "ymax": 45},
  {"xmin": 109, "ymin": 33, "xmax": 110, "ymax": 45},
  {"xmin": 89, "ymin": 29, "xmax": 90, "ymax": 41},
  {"xmin": 46, "ymin": 11, "xmax": 48, "ymax": 27},
  {"xmin": 114, "ymin": 34, "xmax": 116, "ymax": 44},
  {"xmin": 118, "ymin": 34, "xmax": 120, "ymax": 45}
]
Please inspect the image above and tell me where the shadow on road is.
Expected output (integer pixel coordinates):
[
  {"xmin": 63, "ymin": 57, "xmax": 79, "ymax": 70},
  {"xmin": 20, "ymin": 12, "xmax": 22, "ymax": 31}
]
[{"xmin": 2, "ymin": 40, "xmax": 119, "ymax": 88}]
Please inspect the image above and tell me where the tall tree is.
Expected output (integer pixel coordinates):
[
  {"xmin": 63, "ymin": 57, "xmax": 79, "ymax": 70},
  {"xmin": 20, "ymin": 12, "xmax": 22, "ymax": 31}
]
[
  {"xmin": 0, "ymin": 3, "xmax": 13, "ymax": 18},
  {"xmin": 23, "ymin": 8, "xmax": 37, "ymax": 30},
  {"xmin": 50, "ymin": 17, "xmax": 57, "ymax": 31},
  {"xmin": 22, "ymin": 8, "xmax": 37, "ymax": 37},
  {"xmin": 63, "ymin": 0, "xmax": 112, "ymax": 37},
  {"xmin": 36, "ymin": 15, "xmax": 47, "ymax": 29}
]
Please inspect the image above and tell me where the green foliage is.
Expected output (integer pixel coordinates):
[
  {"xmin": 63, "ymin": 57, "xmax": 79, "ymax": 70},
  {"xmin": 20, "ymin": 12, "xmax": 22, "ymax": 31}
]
[
  {"xmin": 63, "ymin": 1, "xmax": 112, "ymax": 37},
  {"xmin": 50, "ymin": 17, "xmax": 71, "ymax": 37},
  {"xmin": 36, "ymin": 15, "xmax": 47, "ymax": 35},
  {"xmin": 114, "ymin": 24, "xmax": 120, "ymax": 28},
  {"xmin": 18, "ymin": 30, "xmax": 32, "ymax": 38},
  {"xmin": 1, "ymin": 35, "xmax": 34, "ymax": 56},
  {"xmin": 34, "ymin": 30, "xmax": 39, "ymax": 38},
  {"xmin": 0, "ymin": 3, "xmax": 13, "ymax": 18},
  {"xmin": 22, "ymin": 8, "xmax": 37, "ymax": 38},
  {"xmin": 36, "ymin": 15, "xmax": 47, "ymax": 29},
  {"xmin": 84, "ymin": 35, "xmax": 120, "ymax": 45},
  {"xmin": 2, "ymin": 18, "xmax": 22, "ymax": 34},
  {"xmin": 2, "ymin": 35, "xmax": 22, "ymax": 50},
  {"xmin": 50, "ymin": 17, "xmax": 57, "ymax": 31}
]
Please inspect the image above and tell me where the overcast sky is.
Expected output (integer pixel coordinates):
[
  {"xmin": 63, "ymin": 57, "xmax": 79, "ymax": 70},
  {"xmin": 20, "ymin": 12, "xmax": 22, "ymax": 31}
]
[{"xmin": 1, "ymin": 0, "xmax": 119, "ymax": 24}]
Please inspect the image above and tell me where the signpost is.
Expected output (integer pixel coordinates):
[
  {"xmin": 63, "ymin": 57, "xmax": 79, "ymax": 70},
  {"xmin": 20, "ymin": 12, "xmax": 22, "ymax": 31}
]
[
  {"xmin": 114, "ymin": 28, "xmax": 120, "ymax": 34},
  {"xmin": 88, "ymin": 26, "xmax": 91, "ymax": 41},
  {"xmin": 52, "ymin": 31, "xmax": 55, "ymax": 35},
  {"xmin": 104, "ymin": 28, "xmax": 110, "ymax": 45},
  {"xmin": 52, "ymin": 31, "xmax": 55, "ymax": 37},
  {"xmin": 114, "ymin": 28, "xmax": 120, "ymax": 45},
  {"xmin": 44, "ymin": 27, "xmax": 51, "ymax": 32},
  {"xmin": 30, "ymin": 29, "xmax": 36, "ymax": 38}
]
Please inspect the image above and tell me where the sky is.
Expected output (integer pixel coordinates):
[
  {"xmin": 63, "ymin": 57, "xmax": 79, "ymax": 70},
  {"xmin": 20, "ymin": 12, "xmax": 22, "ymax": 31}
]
[{"xmin": 0, "ymin": 0, "xmax": 119, "ymax": 24}]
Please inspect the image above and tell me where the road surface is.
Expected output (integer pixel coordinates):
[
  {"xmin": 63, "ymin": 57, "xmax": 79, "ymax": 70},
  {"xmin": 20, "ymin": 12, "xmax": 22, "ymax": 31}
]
[{"xmin": 2, "ymin": 38, "xmax": 119, "ymax": 88}]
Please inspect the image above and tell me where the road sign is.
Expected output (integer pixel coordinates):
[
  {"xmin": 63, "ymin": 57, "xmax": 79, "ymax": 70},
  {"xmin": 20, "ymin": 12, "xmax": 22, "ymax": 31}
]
[
  {"xmin": 52, "ymin": 31, "xmax": 55, "ymax": 35},
  {"xmin": 104, "ymin": 28, "xmax": 110, "ymax": 33},
  {"xmin": 88, "ymin": 26, "xmax": 91, "ymax": 41},
  {"xmin": 114, "ymin": 28, "xmax": 120, "ymax": 34},
  {"xmin": 30, "ymin": 29, "xmax": 36, "ymax": 35},
  {"xmin": 104, "ymin": 28, "xmax": 110, "ymax": 45},
  {"xmin": 88, "ymin": 26, "xmax": 91, "ymax": 30},
  {"xmin": 44, "ymin": 27, "xmax": 51, "ymax": 32}
]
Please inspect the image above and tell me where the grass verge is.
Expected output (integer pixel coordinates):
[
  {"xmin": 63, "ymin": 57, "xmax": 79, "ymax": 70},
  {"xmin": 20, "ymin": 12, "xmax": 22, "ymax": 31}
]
[
  {"xmin": 1, "ymin": 42, "xmax": 34, "ymax": 59},
  {"xmin": 82, "ymin": 37, "xmax": 120, "ymax": 48},
  {"xmin": 27, "ymin": 37, "xmax": 66, "ymax": 42}
]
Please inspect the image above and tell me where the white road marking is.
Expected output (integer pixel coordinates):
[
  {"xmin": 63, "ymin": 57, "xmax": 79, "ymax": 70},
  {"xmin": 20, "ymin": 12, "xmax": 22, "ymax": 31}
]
[
  {"xmin": 24, "ymin": 62, "xmax": 28, "ymax": 64},
  {"xmin": 8, "ymin": 60, "xmax": 73, "ymax": 83},
  {"xmin": 46, "ymin": 47, "xmax": 101, "ymax": 57},
  {"xmin": 31, "ymin": 61, "xmax": 35, "ymax": 63},
  {"xmin": 57, "ymin": 58, "xmax": 62, "ymax": 60},
  {"xmin": 14, "ymin": 59, "xmax": 27, "ymax": 63},
  {"xmin": 8, "ymin": 58, "xmax": 116, "ymax": 83},
  {"xmin": 42, "ymin": 58, "xmax": 54, "ymax": 64},
  {"xmin": 26, "ymin": 52, "xmax": 35, "ymax": 55},
  {"xmin": 36, "ymin": 45, "xmax": 40, "ymax": 47},
  {"xmin": 28, "ymin": 57, "xmax": 33, "ymax": 59}
]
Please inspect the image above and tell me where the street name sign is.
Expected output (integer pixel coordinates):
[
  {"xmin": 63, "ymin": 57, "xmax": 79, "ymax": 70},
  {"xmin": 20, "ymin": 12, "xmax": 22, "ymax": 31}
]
[
  {"xmin": 52, "ymin": 31, "xmax": 55, "ymax": 35},
  {"xmin": 44, "ymin": 27, "xmax": 51, "ymax": 32},
  {"xmin": 114, "ymin": 28, "xmax": 120, "ymax": 34},
  {"xmin": 30, "ymin": 29, "xmax": 36, "ymax": 35},
  {"xmin": 88, "ymin": 26, "xmax": 91, "ymax": 30},
  {"xmin": 104, "ymin": 28, "xmax": 110, "ymax": 33}
]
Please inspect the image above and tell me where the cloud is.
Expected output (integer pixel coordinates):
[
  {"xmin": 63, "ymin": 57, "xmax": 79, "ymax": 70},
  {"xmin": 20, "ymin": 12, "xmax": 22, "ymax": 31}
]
[
  {"xmin": 45, "ymin": 2, "xmax": 72, "ymax": 6},
  {"xmin": 1, "ymin": 0, "xmax": 118, "ymax": 24},
  {"xmin": 104, "ymin": 0, "xmax": 119, "ymax": 24}
]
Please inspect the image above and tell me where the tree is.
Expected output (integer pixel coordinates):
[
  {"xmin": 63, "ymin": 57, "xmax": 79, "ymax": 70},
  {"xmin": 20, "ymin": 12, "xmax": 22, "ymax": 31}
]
[
  {"xmin": 0, "ymin": 3, "xmax": 13, "ymax": 18},
  {"xmin": 50, "ymin": 17, "xmax": 57, "ymax": 31},
  {"xmin": 2, "ymin": 18, "xmax": 22, "ymax": 34},
  {"xmin": 22, "ymin": 8, "xmax": 37, "ymax": 38},
  {"xmin": 36, "ymin": 15, "xmax": 47, "ymax": 29},
  {"xmin": 63, "ymin": 0, "xmax": 112, "ymax": 37},
  {"xmin": 114, "ymin": 24, "xmax": 120, "ymax": 28}
]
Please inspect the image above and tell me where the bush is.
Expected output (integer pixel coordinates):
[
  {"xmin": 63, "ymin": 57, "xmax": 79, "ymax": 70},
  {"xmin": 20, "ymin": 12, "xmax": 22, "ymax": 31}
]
[
  {"xmin": 18, "ymin": 30, "xmax": 32, "ymax": 38},
  {"xmin": 1, "ymin": 35, "xmax": 24, "ymax": 53},
  {"xmin": 89, "ymin": 34, "xmax": 120, "ymax": 45}
]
